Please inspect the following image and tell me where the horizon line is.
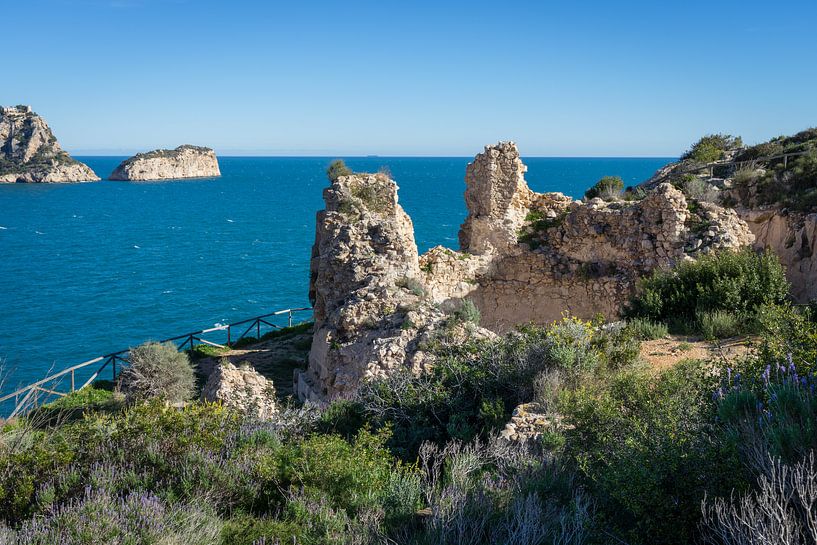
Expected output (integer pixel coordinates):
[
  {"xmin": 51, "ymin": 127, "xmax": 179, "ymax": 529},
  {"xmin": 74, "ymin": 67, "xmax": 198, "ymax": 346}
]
[{"xmin": 72, "ymin": 153, "xmax": 679, "ymax": 160}]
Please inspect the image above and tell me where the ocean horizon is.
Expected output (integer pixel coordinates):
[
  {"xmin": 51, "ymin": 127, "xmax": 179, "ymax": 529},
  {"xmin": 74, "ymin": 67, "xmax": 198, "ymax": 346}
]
[{"xmin": 0, "ymin": 155, "xmax": 673, "ymax": 394}]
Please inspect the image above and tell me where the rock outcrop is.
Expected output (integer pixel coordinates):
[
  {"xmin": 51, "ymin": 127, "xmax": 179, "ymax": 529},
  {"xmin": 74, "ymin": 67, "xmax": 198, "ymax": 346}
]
[
  {"xmin": 109, "ymin": 145, "xmax": 220, "ymax": 181},
  {"xmin": 459, "ymin": 141, "xmax": 533, "ymax": 255},
  {"xmin": 0, "ymin": 105, "xmax": 99, "ymax": 183},
  {"xmin": 296, "ymin": 171, "xmax": 494, "ymax": 401},
  {"xmin": 299, "ymin": 142, "xmax": 756, "ymax": 401},
  {"xmin": 738, "ymin": 208, "xmax": 817, "ymax": 302},
  {"xmin": 201, "ymin": 360, "xmax": 277, "ymax": 418}
]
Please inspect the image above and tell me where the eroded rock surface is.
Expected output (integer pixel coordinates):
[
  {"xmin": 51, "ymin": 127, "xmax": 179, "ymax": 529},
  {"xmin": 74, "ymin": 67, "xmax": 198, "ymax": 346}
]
[
  {"xmin": 300, "ymin": 142, "xmax": 756, "ymax": 400},
  {"xmin": 201, "ymin": 360, "xmax": 277, "ymax": 418},
  {"xmin": 109, "ymin": 145, "xmax": 220, "ymax": 181},
  {"xmin": 0, "ymin": 105, "xmax": 99, "ymax": 183},
  {"xmin": 739, "ymin": 208, "xmax": 817, "ymax": 302},
  {"xmin": 296, "ymin": 172, "xmax": 493, "ymax": 401}
]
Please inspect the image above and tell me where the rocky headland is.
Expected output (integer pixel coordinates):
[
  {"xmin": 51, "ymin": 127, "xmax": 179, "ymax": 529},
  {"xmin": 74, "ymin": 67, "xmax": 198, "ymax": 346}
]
[
  {"xmin": 0, "ymin": 105, "xmax": 99, "ymax": 183},
  {"xmin": 109, "ymin": 145, "xmax": 220, "ymax": 181}
]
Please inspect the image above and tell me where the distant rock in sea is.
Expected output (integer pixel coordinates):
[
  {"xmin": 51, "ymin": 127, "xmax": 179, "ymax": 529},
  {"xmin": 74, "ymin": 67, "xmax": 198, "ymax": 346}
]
[
  {"xmin": 109, "ymin": 145, "xmax": 221, "ymax": 181},
  {"xmin": 0, "ymin": 105, "xmax": 100, "ymax": 183}
]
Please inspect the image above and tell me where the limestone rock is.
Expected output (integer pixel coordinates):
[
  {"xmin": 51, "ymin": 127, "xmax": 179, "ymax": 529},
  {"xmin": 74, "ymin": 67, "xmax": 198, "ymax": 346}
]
[
  {"xmin": 297, "ymin": 172, "xmax": 492, "ymax": 401},
  {"xmin": 0, "ymin": 105, "xmax": 99, "ymax": 183},
  {"xmin": 499, "ymin": 402, "xmax": 564, "ymax": 444},
  {"xmin": 739, "ymin": 208, "xmax": 817, "ymax": 302},
  {"xmin": 201, "ymin": 360, "xmax": 277, "ymax": 418},
  {"xmin": 459, "ymin": 141, "xmax": 533, "ymax": 255},
  {"xmin": 109, "ymin": 145, "xmax": 220, "ymax": 181}
]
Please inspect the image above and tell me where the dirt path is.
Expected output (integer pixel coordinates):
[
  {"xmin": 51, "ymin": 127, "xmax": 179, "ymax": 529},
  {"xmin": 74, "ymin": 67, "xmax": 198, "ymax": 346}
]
[{"xmin": 195, "ymin": 325, "xmax": 313, "ymax": 400}]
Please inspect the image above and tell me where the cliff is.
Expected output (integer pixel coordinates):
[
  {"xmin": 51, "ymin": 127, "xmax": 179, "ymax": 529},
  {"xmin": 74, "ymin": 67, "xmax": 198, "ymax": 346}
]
[
  {"xmin": 0, "ymin": 105, "xmax": 99, "ymax": 183},
  {"xmin": 109, "ymin": 145, "xmax": 220, "ymax": 181},
  {"xmin": 300, "ymin": 143, "xmax": 754, "ymax": 400}
]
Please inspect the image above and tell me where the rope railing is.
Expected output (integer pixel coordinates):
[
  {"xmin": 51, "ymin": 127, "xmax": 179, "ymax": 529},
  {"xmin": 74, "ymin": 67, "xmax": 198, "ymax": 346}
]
[{"xmin": 0, "ymin": 307, "xmax": 313, "ymax": 418}]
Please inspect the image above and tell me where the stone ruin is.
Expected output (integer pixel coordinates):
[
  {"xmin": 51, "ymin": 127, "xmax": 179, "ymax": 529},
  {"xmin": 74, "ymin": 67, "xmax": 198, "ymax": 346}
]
[{"xmin": 295, "ymin": 142, "xmax": 755, "ymax": 401}]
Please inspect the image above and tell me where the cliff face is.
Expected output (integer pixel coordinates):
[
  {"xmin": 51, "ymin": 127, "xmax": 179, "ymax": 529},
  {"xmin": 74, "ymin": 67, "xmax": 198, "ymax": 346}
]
[
  {"xmin": 0, "ymin": 106, "xmax": 99, "ymax": 183},
  {"xmin": 300, "ymin": 143, "xmax": 755, "ymax": 400},
  {"xmin": 109, "ymin": 145, "xmax": 220, "ymax": 181},
  {"xmin": 738, "ymin": 208, "xmax": 817, "ymax": 302}
]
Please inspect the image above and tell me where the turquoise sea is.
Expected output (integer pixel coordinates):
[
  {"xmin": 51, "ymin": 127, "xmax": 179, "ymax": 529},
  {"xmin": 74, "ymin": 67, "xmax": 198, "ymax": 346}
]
[{"xmin": 0, "ymin": 156, "xmax": 672, "ymax": 397}]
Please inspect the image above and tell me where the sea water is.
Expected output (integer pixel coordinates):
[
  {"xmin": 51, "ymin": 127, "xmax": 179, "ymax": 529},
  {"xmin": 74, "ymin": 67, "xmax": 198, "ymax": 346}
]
[{"xmin": 0, "ymin": 156, "xmax": 672, "ymax": 393}]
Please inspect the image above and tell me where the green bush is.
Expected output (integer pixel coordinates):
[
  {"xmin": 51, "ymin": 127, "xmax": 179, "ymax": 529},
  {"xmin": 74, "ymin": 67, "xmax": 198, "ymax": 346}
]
[
  {"xmin": 696, "ymin": 309, "xmax": 741, "ymax": 339},
  {"xmin": 119, "ymin": 341, "xmax": 196, "ymax": 404},
  {"xmin": 453, "ymin": 298, "xmax": 481, "ymax": 325},
  {"xmin": 625, "ymin": 318, "xmax": 668, "ymax": 340},
  {"xmin": 625, "ymin": 249, "xmax": 790, "ymax": 333},
  {"xmin": 585, "ymin": 175, "xmax": 624, "ymax": 200},
  {"xmin": 681, "ymin": 134, "xmax": 742, "ymax": 163},
  {"xmin": 326, "ymin": 159, "xmax": 352, "ymax": 182},
  {"xmin": 753, "ymin": 303, "xmax": 817, "ymax": 371},
  {"xmin": 560, "ymin": 359, "xmax": 739, "ymax": 544}
]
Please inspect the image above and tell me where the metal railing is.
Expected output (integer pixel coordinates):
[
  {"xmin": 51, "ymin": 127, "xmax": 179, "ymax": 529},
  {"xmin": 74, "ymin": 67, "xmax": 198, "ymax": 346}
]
[{"xmin": 0, "ymin": 307, "xmax": 312, "ymax": 418}]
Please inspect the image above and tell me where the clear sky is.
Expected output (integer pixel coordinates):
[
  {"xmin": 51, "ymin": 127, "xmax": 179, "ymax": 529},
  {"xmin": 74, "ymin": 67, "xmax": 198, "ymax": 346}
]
[{"xmin": 5, "ymin": 0, "xmax": 817, "ymax": 156}]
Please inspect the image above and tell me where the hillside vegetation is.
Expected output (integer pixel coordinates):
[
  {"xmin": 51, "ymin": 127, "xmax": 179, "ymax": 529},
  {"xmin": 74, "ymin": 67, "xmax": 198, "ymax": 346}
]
[{"xmin": 2, "ymin": 249, "xmax": 817, "ymax": 544}]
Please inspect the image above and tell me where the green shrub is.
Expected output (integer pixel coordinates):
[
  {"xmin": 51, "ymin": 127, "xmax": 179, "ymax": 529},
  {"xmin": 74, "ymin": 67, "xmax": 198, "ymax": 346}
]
[
  {"xmin": 753, "ymin": 303, "xmax": 817, "ymax": 371},
  {"xmin": 625, "ymin": 249, "xmax": 790, "ymax": 331},
  {"xmin": 625, "ymin": 318, "xmax": 668, "ymax": 340},
  {"xmin": 561, "ymin": 359, "xmax": 739, "ymax": 544},
  {"xmin": 256, "ymin": 428, "xmax": 400, "ymax": 515},
  {"xmin": 594, "ymin": 325, "xmax": 642, "ymax": 369},
  {"xmin": 326, "ymin": 159, "xmax": 352, "ymax": 182},
  {"xmin": 119, "ymin": 342, "xmax": 196, "ymax": 404},
  {"xmin": 453, "ymin": 298, "xmax": 481, "ymax": 325},
  {"xmin": 545, "ymin": 316, "xmax": 599, "ymax": 373},
  {"xmin": 683, "ymin": 177, "xmax": 718, "ymax": 202},
  {"xmin": 696, "ymin": 309, "xmax": 741, "ymax": 339},
  {"xmin": 585, "ymin": 176, "xmax": 624, "ymax": 200},
  {"xmin": 221, "ymin": 514, "xmax": 304, "ymax": 545},
  {"xmin": 681, "ymin": 134, "xmax": 742, "ymax": 163}
]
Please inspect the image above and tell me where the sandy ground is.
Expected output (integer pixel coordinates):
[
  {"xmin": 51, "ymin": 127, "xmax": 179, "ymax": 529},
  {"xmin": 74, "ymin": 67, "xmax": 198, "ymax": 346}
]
[{"xmin": 639, "ymin": 335, "xmax": 754, "ymax": 371}]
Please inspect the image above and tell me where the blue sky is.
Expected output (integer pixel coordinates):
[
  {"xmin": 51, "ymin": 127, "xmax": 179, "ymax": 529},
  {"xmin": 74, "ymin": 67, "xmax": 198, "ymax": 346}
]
[{"xmin": 5, "ymin": 0, "xmax": 817, "ymax": 156}]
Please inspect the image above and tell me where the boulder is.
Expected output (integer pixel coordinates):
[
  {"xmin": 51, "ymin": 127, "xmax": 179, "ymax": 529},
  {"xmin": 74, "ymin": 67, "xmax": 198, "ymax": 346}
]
[{"xmin": 201, "ymin": 360, "xmax": 277, "ymax": 418}]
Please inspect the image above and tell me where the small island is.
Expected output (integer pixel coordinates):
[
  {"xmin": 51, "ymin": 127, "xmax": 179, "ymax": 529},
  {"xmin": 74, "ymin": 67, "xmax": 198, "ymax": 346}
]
[
  {"xmin": 0, "ymin": 105, "xmax": 99, "ymax": 183},
  {"xmin": 109, "ymin": 145, "xmax": 221, "ymax": 181}
]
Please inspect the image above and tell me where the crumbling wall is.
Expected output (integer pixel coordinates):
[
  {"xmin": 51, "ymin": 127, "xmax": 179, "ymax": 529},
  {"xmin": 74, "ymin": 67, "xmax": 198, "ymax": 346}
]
[{"xmin": 300, "ymin": 143, "xmax": 756, "ymax": 400}]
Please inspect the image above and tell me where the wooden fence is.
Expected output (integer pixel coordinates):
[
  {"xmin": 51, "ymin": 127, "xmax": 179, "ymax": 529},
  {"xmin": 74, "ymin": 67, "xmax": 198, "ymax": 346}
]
[
  {"xmin": 0, "ymin": 307, "xmax": 312, "ymax": 418},
  {"xmin": 682, "ymin": 150, "xmax": 810, "ymax": 177}
]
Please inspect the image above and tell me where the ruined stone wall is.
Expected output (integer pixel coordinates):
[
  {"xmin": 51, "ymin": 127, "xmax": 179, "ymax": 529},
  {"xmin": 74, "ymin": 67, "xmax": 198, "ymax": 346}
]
[
  {"xmin": 300, "ymin": 142, "xmax": 756, "ymax": 400},
  {"xmin": 435, "ymin": 143, "xmax": 753, "ymax": 331}
]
